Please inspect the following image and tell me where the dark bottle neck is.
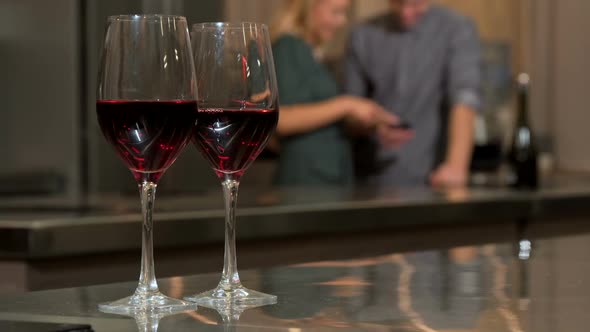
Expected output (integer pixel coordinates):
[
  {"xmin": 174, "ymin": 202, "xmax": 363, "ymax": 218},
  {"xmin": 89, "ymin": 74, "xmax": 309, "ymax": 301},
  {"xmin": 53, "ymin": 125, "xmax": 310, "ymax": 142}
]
[
  {"xmin": 511, "ymin": 74, "xmax": 536, "ymax": 152},
  {"xmin": 516, "ymin": 81, "xmax": 529, "ymax": 127}
]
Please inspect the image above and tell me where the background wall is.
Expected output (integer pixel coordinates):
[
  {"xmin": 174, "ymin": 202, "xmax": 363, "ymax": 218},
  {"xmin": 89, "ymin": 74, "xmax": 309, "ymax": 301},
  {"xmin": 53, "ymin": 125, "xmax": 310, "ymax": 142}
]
[
  {"xmin": 550, "ymin": 0, "xmax": 590, "ymax": 171},
  {"xmin": 224, "ymin": 0, "xmax": 283, "ymax": 23},
  {"xmin": 223, "ymin": 0, "xmax": 525, "ymax": 66},
  {"xmin": 0, "ymin": 0, "xmax": 82, "ymax": 198}
]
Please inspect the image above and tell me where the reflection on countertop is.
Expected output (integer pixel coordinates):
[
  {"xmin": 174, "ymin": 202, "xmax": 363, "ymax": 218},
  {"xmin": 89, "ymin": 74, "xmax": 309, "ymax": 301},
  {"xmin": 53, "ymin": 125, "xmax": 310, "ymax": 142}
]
[{"xmin": 2, "ymin": 228, "xmax": 590, "ymax": 331}]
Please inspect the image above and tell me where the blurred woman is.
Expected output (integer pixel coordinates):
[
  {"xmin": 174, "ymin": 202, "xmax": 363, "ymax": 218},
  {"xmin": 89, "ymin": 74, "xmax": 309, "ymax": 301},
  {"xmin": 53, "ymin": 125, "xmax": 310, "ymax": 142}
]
[{"xmin": 271, "ymin": 0, "xmax": 401, "ymax": 187}]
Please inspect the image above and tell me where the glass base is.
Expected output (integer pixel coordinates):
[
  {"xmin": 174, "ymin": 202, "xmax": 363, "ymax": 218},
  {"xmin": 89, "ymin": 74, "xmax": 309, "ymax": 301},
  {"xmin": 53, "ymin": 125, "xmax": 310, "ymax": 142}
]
[
  {"xmin": 99, "ymin": 308, "xmax": 188, "ymax": 331},
  {"xmin": 200, "ymin": 300, "xmax": 275, "ymax": 323},
  {"xmin": 185, "ymin": 285, "xmax": 277, "ymax": 307},
  {"xmin": 99, "ymin": 292, "xmax": 198, "ymax": 314}
]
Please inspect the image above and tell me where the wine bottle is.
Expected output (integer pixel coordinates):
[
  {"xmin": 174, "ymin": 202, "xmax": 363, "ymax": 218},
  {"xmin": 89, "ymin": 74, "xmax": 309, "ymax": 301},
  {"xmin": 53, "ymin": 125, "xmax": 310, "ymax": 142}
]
[{"xmin": 508, "ymin": 73, "xmax": 539, "ymax": 189}]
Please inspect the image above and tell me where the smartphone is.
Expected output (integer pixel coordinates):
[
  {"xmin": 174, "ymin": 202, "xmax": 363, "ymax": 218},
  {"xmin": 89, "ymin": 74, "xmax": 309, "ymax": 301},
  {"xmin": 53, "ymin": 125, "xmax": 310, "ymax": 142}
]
[
  {"xmin": 0, "ymin": 321, "xmax": 93, "ymax": 332},
  {"xmin": 389, "ymin": 121, "xmax": 413, "ymax": 130}
]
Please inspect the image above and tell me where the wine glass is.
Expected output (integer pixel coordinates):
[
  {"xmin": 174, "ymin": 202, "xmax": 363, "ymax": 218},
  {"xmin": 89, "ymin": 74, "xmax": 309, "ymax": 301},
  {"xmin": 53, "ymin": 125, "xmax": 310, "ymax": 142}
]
[
  {"xmin": 185, "ymin": 22, "xmax": 279, "ymax": 306},
  {"xmin": 96, "ymin": 14, "xmax": 198, "ymax": 313}
]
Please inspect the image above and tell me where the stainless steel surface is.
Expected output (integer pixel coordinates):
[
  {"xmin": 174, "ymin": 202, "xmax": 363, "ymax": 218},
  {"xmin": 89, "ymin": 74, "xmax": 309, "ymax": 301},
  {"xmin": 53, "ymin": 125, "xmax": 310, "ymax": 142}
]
[
  {"xmin": 0, "ymin": 229, "xmax": 588, "ymax": 331},
  {"xmin": 2, "ymin": 174, "xmax": 590, "ymax": 259},
  {"xmin": 0, "ymin": 0, "xmax": 82, "ymax": 198}
]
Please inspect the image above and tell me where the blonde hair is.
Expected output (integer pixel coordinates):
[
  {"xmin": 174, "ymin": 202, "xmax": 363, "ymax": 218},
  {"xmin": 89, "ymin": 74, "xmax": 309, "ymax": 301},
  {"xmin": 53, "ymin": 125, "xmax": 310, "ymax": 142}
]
[{"xmin": 270, "ymin": 0, "xmax": 318, "ymax": 42}]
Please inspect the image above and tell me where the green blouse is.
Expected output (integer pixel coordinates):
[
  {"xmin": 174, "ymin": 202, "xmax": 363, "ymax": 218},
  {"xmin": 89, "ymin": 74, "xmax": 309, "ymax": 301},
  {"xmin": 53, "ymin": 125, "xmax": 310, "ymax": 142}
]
[{"xmin": 272, "ymin": 35, "xmax": 353, "ymax": 187}]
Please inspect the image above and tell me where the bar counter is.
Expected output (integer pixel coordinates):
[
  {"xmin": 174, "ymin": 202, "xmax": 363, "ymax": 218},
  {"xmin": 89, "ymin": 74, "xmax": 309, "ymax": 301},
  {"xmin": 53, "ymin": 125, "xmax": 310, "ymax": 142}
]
[
  {"xmin": 1, "ymin": 173, "xmax": 590, "ymax": 291},
  {"xmin": 2, "ymin": 174, "xmax": 590, "ymax": 258},
  {"xmin": 0, "ymin": 225, "xmax": 588, "ymax": 331}
]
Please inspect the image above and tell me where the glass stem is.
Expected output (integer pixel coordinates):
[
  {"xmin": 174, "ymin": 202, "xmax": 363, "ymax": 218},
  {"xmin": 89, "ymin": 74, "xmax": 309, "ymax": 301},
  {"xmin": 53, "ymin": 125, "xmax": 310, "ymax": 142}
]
[
  {"xmin": 135, "ymin": 314, "xmax": 159, "ymax": 332},
  {"xmin": 136, "ymin": 180, "xmax": 160, "ymax": 296},
  {"xmin": 219, "ymin": 176, "xmax": 241, "ymax": 290}
]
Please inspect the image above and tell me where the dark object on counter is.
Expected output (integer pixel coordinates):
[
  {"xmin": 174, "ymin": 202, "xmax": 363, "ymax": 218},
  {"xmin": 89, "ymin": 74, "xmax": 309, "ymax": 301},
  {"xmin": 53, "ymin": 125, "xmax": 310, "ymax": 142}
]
[
  {"xmin": 0, "ymin": 321, "xmax": 93, "ymax": 332},
  {"xmin": 470, "ymin": 141, "xmax": 503, "ymax": 172},
  {"xmin": 507, "ymin": 73, "xmax": 539, "ymax": 189}
]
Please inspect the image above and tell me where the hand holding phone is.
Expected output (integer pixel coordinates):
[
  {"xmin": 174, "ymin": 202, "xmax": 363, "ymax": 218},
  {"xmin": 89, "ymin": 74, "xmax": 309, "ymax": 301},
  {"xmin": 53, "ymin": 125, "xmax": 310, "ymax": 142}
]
[
  {"xmin": 388, "ymin": 121, "xmax": 413, "ymax": 130},
  {"xmin": 378, "ymin": 120, "xmax": 414, "ymax": 149}
]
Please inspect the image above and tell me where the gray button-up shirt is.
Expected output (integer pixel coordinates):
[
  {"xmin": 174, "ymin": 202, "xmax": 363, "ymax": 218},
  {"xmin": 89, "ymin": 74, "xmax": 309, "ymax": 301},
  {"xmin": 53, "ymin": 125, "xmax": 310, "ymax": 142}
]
[{"xmin": 346, "ymin": 5, "xmax": 481, "ymax": 186}]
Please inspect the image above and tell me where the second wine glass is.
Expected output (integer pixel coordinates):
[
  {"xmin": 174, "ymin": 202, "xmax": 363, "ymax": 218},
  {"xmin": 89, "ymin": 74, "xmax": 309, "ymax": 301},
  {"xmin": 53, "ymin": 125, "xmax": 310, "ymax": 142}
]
[{"xmin": 185, "ymin": 22, "xmax": 279, "ymax": 306}]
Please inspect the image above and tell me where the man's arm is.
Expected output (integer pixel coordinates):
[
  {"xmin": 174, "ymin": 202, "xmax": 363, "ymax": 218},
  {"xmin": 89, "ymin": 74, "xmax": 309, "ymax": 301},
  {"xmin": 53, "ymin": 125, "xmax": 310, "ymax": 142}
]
[{"xmin": 431, "ymin": 17, "xmax": 482, "ymax": 187}]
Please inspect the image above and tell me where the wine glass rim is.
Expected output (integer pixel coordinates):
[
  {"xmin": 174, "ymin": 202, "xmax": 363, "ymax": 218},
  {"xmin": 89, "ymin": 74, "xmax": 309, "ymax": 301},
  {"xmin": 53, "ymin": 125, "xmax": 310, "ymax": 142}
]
[
  {"xmin": 192, "ymin": 22, "xmax": 268, "ymax": 30},
  {"xmin": 108, "ymin": 14, "xmax": 187, "ymax": 22}
]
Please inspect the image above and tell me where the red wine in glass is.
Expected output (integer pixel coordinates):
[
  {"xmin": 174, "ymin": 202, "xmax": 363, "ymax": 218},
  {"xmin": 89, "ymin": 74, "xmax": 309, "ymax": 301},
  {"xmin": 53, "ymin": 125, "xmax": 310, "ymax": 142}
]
[
  {"xmin": 97, "ymin": 100, "xmax": 197, "ymax": 183},
  {"xmin": 193, "ymin": 108, "xmax": 278, "ymax": 178}
]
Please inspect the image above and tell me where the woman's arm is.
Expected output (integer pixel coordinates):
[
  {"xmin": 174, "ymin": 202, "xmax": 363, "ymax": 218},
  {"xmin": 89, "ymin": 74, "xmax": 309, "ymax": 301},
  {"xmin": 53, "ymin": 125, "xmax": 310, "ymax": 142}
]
[
  {"xmin": 273, "ymin": 36, "xmax": 351, "ymax": 137},
  {"xmin": 272, "ymin": 36, "xmax": 392, "ymax": 137},
  {"xmin": 277, "ymin": 96, "xmax": 396, "ymax": 137},
  {"xmin": 277, "ymin": 98, "xmax": 347, "ymax": 136}
]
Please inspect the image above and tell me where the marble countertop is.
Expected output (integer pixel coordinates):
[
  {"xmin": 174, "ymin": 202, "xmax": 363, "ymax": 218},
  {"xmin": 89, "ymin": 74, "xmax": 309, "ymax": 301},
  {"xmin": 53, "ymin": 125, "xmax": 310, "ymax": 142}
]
[{"xmin": 0, "ymin": 221, "xmax": 586, "ymax": 331}]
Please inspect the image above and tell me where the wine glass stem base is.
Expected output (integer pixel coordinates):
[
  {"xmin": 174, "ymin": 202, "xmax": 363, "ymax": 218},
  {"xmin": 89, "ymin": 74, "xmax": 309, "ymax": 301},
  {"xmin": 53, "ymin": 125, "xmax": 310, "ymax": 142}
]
[
  {"xmin": 184, "ymin": 283, "xmax": 277, "ymax": 306},
  {"xmin": 99, "ymin": 291, "xmax": 197, "ymax": 314}
]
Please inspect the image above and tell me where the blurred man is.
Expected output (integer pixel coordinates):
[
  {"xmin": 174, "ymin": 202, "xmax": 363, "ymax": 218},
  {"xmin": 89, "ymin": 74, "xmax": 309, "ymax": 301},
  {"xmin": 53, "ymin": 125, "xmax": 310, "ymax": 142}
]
[{"xmin": 346, "ymin": 0, "xmax": 481, "ymax": 187}]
